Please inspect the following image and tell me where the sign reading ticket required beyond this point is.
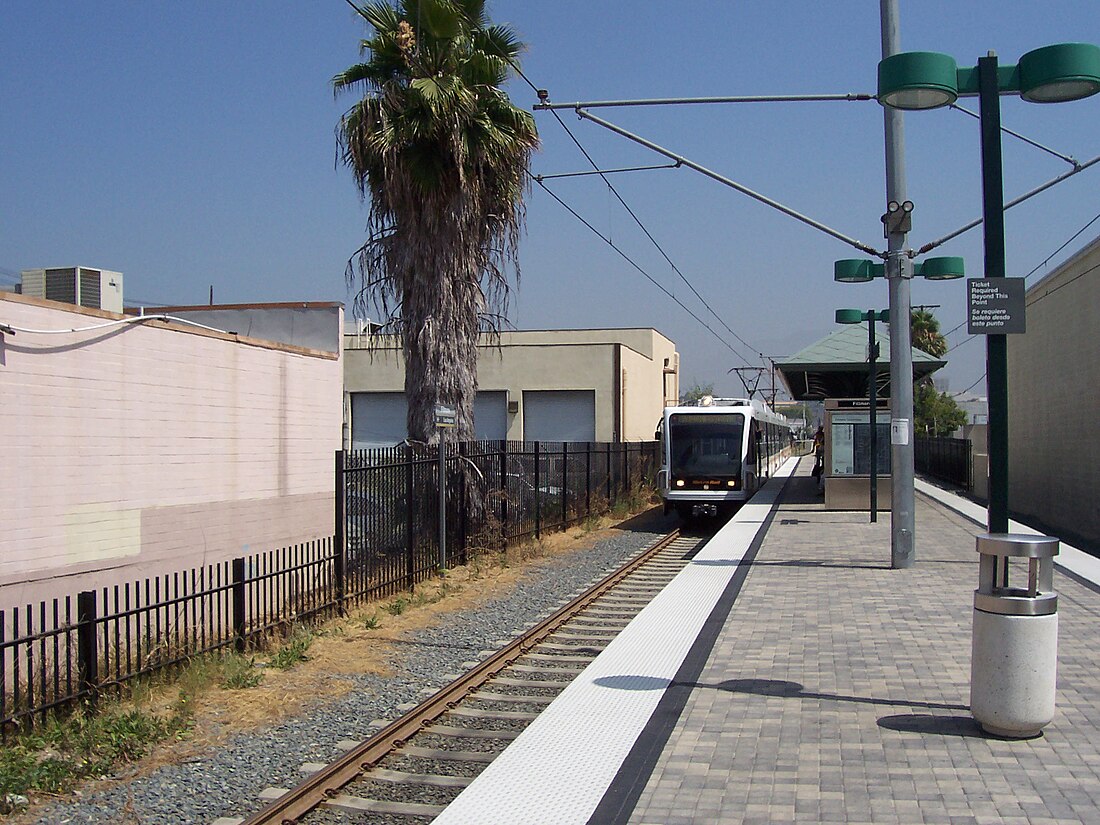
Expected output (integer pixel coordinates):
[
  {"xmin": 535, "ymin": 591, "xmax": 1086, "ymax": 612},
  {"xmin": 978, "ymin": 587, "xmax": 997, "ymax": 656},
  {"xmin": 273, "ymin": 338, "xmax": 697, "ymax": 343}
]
[{"xmin": 968, "ymin": 277, "xmax": 1026, "ymax": 335}]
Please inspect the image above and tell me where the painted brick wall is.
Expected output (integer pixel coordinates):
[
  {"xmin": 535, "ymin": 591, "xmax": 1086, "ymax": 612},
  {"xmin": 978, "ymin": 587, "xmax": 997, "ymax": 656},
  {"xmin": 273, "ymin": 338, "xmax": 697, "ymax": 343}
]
[{"xmin": 1, "ymin": 293, "xmax": 342, "ymax": 609}]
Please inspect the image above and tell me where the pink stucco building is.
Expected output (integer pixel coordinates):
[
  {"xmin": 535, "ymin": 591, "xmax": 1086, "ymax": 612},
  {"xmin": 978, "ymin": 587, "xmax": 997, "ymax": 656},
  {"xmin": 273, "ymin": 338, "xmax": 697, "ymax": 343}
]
[{"xmin": 0, "ymin": 292, "xmax": 343, "ymax": 611}]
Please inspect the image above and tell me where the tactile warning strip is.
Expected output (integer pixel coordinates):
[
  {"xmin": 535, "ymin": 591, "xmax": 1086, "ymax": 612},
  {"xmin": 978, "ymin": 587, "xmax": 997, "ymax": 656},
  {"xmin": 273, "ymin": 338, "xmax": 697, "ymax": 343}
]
[{"xmin": 432, "ymin": 459, "xmax": 796, "ymax": 825}]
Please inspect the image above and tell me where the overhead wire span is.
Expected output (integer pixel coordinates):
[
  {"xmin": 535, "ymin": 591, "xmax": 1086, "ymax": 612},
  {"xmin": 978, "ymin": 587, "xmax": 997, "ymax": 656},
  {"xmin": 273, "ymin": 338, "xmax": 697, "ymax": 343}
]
[
  {"xmin": 941, "ymin": 209, "xmax": 1100, "ymax": 397},
  {"xmin": 494, "ymin": 52, "xmax": 768, "ymax": 365},
  {"xmin": 533, "ymin": 162, "xmax": 680, "ymax": 181},
  {"xmin": 948, "ymin": 103, "xmax": 1080, "ymax": 167},
  {"xmin": 533, "ymin": 177, "xmax": 757, "ymax": 365},
  {"xmin": 545, "ymin": 106, "xmax": 764, "ymax": 361},
  {"xmin": 916, "ymin": 154, "xmax": 1100, "ymax": 255}
]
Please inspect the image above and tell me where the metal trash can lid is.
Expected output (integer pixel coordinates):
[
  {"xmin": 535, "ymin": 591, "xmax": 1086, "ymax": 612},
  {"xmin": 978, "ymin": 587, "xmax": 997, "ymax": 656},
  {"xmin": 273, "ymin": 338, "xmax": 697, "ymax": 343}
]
[{"xmin": 975, "ymin": 532, "xmax": 1059, "ymax": 558}]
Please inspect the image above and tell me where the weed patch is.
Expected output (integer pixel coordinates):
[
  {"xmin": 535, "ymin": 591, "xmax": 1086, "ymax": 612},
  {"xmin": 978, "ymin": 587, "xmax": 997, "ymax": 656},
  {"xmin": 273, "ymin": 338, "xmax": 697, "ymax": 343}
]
[{"xmin": 266, "ymin": 626, "xmax": 314, "ymax": 670}]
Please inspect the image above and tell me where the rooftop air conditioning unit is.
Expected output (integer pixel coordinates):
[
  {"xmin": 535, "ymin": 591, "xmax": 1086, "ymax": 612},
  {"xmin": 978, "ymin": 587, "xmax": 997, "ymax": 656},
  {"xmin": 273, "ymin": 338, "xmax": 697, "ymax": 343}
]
[{"xmin": 20, "ymin": 267, "xmax": 124, "ymax": 314}]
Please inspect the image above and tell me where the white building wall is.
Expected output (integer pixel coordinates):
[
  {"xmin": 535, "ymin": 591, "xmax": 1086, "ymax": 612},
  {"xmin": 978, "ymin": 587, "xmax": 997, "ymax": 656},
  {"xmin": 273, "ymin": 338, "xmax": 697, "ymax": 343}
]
[{"xmin": 0, "ymin": 293, "xmax": 343, "ymax": 610}]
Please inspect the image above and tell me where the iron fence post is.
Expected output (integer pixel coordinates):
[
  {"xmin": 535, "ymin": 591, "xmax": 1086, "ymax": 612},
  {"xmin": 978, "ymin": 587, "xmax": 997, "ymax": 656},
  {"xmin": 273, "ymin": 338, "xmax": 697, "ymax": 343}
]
[
  {"xmin": 586, "ymin": 442, "xmax": 592, "ymax": 517},
  {"xmin": 500, "ymin": 441, "xmax": 508, "ymax": 548},
  {"xmin": 534, "ymin": 441, "xmax": 541, "ymax": 539},
  {"xmin": 334, "ymin": 450, "xmax": 347, "ymax": 616},
  {"xmin": 232, "ymin": 557, "xmax": 247, "ymax": 653},
  {"xmin": 562, "ymin": 442, "xmax": 569, "ymax": 526},
  {"xmin": 459, "ymin": 441, "xmax": 469, "ymax": 565},
  {"xmin": 607, "ymin": 443, "xmax": 612, "ymax": 505},
  {"xmin": 76, "ymin": 590, "xmax": 99, "ymax": 707},
  {"xmin": 405, "ymin": 444, "xmax": 415, "ymax": 588}
]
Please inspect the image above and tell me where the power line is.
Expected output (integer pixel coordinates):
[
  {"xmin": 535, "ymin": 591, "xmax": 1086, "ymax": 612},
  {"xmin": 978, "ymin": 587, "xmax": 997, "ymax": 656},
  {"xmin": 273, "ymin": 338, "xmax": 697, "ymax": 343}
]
[
  {"xmin": 943, "ymin": 209, "xmax": 1100, "ymax": 398},
  {"xmin": 533, "ymin": 178, "xmax": 756, "ymax": 363},
  {"xmin": 942, "ymin": 208, "xmax": 1100, "ymax": 345},
  {"xmin": 498, "ymin": 49, "xmax": 763, "ymax": 366},
  {"xmin": 544, "ymin": 106, "xmax": 763, "ymax": 362}
]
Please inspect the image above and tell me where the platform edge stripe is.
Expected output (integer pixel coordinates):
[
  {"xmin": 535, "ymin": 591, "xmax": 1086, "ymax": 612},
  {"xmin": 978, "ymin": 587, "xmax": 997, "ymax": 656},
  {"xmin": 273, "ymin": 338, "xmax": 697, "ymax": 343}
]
[
  {"xmin": 586, "ymin": 461, "xmax": 795, "ymax": 825},
  {"xmin": 431, "ymin": 461, "xmax": 794, "ymax": 825}
]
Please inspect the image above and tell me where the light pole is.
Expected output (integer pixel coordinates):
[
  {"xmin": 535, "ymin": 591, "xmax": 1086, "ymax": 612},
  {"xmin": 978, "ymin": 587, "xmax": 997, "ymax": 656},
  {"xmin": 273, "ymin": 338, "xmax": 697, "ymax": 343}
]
[
  {"xmin": 877, "ymin": 42, "xmax": 1100, "ymax": 533},
  {"xmin": 836, "ymin": 309, "xmax": 889, "ymax": 522}
]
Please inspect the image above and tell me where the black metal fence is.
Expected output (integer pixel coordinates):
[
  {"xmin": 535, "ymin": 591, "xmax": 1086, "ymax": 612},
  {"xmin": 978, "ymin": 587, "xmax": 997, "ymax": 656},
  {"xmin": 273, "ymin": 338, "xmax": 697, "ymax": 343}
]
[
  {"xmin": 338, "ymin": 440, "xmax": 659, "ymax": 600},
  {"xmin": 2, "ymin": 440, "xmax": 657, "ymax": 736},
  {"xmin": 915, "ymin": 436, "xmax": 972, "ymax": 490}
]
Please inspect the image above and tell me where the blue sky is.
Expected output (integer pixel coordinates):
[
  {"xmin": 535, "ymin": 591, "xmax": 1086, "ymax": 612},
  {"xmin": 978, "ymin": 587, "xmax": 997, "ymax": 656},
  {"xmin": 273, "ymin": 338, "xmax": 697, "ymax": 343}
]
[{"xmin": 3, "ymin": 2, "xmax": 1097, "ymax": 398}]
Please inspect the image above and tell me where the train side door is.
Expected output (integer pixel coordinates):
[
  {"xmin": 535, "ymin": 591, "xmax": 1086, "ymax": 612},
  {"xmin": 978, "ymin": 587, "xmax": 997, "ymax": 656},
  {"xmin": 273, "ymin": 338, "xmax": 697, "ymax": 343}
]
[{"xmin": 745, "ymin": 420, "xmax": 758, "ymax": 492}]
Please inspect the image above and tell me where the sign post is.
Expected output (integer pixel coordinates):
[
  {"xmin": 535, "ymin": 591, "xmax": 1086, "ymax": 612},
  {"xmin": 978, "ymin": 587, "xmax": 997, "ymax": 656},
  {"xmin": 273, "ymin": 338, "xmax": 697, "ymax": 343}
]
[{"xmin": 435, "ymin": 404, "xmax": 457, "ymax": 571}]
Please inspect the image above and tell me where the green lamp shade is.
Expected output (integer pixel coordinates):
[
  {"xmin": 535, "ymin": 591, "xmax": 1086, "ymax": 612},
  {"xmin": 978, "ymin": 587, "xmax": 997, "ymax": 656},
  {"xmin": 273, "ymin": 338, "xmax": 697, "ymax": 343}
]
[
  {"xmin": 878, "ymin": 51, "xmax": 959, "ymax": 110},
  {"xmin": 834, "ymin": 259, "xmax": 876, "ymax": 282},
  {"xmin": 835, "ymin": 309, "xmax": 865, "ymax": 325},
  {"xmin": 918, "ymin": 256, "xmax": 965, "ymax": 280},
  {"xmin": 1019, "ymin": 43, "xmax": 1100, "ymax": 103}
]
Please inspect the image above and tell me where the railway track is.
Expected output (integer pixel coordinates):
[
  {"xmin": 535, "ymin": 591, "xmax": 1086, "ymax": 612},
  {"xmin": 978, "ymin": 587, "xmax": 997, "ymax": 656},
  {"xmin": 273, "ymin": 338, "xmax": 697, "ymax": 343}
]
[{"xmin": 230, "ymin": 528, "xmax": 705, "ymax": 825}]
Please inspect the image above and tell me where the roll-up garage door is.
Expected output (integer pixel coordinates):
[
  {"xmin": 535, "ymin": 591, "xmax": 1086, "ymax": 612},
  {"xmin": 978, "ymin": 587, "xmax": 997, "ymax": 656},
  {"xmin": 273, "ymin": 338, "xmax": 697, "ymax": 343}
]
[
  {"xmin": 351, "ymin": 391, "xmax": 509, "ymax": 448},
  {"xmin": 474, "ymin": 391, "xmax": 507, "ymax": 441},
  {"xmin": 523, "ymin": 390, "xmax": 596, "ymax": 442},
  {"xmin": 350, "ymin": 392, "xmax": 407, "ymax": 450}
]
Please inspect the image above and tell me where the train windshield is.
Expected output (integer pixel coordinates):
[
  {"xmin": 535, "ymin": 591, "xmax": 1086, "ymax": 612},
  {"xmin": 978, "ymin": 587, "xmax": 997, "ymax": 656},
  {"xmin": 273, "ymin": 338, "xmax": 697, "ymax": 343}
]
[{"xmin": 669, "ymin": 413, "xmax": 745, "ymax": 477}]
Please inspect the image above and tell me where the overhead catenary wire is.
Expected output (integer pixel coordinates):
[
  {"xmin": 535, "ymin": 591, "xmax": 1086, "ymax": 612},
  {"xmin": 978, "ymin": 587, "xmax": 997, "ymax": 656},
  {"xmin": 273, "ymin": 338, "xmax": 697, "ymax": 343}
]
[
  {"xmin": 498, "ymin": 50, "xmax": 767, "ymax": 366},
  {"xmin": 942, "ymin": 209, "xmax": 1100, "ymax": 397},
  {"xmin": 533, "ymin": 178, "xmax": 756, "ymax": 365},
  {"xmin": 942, "ymin": 208, "xmax": 1100, "ymax": 344},
  {"xmin": 545, "ymin": 106, "xmax": 765, "ymax": 362}
]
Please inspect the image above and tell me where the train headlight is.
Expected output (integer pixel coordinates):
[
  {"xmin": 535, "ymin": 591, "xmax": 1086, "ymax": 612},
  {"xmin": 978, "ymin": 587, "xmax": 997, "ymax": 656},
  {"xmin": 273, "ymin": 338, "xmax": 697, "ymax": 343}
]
[
  {"xmin": 674, "ymin": 479, "xmax": 685, "ymax": 487},
  {"xmin": 727, "ymin": 480, "xmax": 736, "ymax": 487}
]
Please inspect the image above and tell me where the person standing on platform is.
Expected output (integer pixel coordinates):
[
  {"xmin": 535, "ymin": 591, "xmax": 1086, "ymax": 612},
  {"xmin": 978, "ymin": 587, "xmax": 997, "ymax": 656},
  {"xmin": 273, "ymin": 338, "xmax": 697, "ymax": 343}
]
[{"xmin": 811, "ymin": 425, "xmax": 825, "ymax": 492}]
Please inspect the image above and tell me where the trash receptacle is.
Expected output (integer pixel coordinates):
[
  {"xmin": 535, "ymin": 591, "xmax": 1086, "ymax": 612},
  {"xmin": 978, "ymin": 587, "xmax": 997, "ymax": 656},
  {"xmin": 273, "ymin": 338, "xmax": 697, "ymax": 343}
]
[{"xmin": 970, "ymin": 532, "xmax": 1059, "ymax": 738}]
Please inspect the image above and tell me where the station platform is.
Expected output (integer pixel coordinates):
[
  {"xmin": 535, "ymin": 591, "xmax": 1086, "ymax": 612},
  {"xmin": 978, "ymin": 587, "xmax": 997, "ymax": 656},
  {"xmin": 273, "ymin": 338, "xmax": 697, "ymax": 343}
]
[{"xmin": 432, "ymin": 456, "xmax": 1100, "ymax": 825}]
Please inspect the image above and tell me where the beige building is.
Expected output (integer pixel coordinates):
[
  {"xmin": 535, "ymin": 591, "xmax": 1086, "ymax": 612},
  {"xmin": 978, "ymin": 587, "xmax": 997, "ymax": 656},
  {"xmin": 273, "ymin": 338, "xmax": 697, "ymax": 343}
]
[
  {"xmin": 344, "ymin": 328, "xmax": 679, "ymax": 447},
  {"xmin": 1008, "ymin": 233, "xmax": 1100, "ymax": 547}
]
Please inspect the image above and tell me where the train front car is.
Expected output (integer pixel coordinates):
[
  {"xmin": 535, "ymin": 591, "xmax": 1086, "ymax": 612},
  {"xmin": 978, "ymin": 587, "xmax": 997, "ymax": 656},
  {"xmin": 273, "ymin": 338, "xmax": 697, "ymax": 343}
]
[{"xmin": 660, "ymin": 403, "xmax": 751, "ymax": 520}]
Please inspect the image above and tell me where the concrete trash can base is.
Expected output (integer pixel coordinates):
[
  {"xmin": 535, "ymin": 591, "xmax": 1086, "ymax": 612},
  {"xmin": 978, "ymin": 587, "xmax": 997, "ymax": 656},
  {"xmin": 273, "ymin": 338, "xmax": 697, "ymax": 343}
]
[
  {"xmin": 970, "ymin": 610, "xmax": 1057, "ymax": 738},
  {"xmin": 969, "ymin": 532, "xmax": 1059, "ymax": 739}
]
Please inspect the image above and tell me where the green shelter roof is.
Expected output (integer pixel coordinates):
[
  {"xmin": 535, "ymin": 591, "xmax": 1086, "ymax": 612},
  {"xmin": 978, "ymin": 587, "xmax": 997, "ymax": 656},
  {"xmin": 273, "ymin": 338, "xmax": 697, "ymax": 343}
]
[{"xmin": 775, "ymin": 322, "xmax": 946, "ymax": 401}]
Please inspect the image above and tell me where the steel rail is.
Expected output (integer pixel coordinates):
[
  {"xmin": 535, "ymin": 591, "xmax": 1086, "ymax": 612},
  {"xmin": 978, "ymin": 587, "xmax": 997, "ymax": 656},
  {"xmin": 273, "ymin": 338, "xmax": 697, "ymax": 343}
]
[{"xmin": 239, "ymin": 527, "xmax": 683, "ymax": 825}]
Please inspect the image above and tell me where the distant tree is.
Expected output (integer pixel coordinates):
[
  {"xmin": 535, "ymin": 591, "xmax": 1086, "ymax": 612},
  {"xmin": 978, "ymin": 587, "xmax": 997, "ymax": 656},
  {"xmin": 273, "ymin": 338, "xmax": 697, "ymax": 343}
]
[
  {"xmin": 679, "ymin": 381, "xmax": 715, "ymax": 405},
  {"xmin": 333, "ymin": 0, "xmax": 539, "ymax": 444},
  {"xmin": 909, "ymin": 309, "xmax": 964, "ymax": 435},
  {"xmin": 915, "ymin": 382, "xmax": 967, "ymax": 436}
]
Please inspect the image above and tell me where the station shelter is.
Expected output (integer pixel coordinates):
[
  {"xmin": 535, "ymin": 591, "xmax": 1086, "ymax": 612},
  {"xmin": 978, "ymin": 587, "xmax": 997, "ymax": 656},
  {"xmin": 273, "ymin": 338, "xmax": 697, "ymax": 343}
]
[{"xmin": 775, "ymin": 323, "xmax": 945, "ymax": 510}]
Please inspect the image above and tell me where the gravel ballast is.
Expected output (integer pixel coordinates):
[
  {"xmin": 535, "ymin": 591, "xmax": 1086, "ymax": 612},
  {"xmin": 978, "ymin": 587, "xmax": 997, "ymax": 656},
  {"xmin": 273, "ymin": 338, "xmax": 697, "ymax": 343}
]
[{"xmin": 30, "ymin": 511, "xmax": 675, "ymax": 825}]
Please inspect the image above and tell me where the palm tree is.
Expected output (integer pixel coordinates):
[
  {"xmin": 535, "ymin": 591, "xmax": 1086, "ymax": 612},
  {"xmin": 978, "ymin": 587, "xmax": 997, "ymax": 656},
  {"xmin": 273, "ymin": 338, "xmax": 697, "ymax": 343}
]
[
  {"xmin": 334, "ymin": 0, "xmax": 538, "ymax": 443},
  {"xmin": 910, "ymin": 309, "xmax": 948, "ymax": 358}
]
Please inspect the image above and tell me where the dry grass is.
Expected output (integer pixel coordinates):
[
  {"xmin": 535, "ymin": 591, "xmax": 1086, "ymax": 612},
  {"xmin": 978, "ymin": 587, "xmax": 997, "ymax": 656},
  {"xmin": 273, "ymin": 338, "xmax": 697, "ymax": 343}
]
[
  {"xmin": 144, "ymin": 507, "xmax": 651, "ymax": 753},
  {"xmin": 5, "ymin": 504, "xmax": 658, "ymax": 825}
]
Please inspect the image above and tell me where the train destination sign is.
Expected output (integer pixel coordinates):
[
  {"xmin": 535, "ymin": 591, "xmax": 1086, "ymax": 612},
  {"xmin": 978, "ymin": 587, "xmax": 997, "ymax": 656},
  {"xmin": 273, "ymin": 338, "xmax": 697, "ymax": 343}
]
[{"xmin": 967, "ymin": 277, "xmax": 1026, "ymax": 335}]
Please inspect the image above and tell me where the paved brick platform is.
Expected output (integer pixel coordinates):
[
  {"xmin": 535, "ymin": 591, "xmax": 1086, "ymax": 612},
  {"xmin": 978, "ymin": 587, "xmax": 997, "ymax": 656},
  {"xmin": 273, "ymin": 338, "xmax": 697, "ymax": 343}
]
[{"xmin": 628, "ymin": 459, "xmax": 1100, "ymax": 825}]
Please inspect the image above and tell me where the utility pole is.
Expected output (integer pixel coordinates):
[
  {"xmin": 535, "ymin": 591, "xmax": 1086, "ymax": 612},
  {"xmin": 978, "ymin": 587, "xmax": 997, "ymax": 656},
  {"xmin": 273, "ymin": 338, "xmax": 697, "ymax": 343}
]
[{"xmin": 881, "ymin": 0, "xmax": 916, "ymax": 568}]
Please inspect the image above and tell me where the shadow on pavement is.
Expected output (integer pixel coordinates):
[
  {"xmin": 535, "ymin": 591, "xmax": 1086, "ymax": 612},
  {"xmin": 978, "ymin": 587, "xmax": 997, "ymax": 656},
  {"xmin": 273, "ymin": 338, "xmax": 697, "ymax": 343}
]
[{"xmin": 877, "ymin": 713, "xmax": 988, "ymax": 739}]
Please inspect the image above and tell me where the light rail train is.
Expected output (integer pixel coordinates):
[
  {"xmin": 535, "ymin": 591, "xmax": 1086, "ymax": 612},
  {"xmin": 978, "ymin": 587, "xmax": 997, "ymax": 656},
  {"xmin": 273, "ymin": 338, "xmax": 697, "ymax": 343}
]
[{"xmin": 656, "ymin": 397, "xmax": 793, "ymax": 520}]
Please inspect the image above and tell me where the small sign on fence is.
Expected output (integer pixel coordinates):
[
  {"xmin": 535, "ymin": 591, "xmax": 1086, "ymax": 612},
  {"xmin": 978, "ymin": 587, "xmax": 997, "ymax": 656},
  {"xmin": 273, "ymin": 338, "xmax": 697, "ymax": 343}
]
[{"xmin": 435, "ymin": 403, "xmax": 457, "ymax": 428}]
